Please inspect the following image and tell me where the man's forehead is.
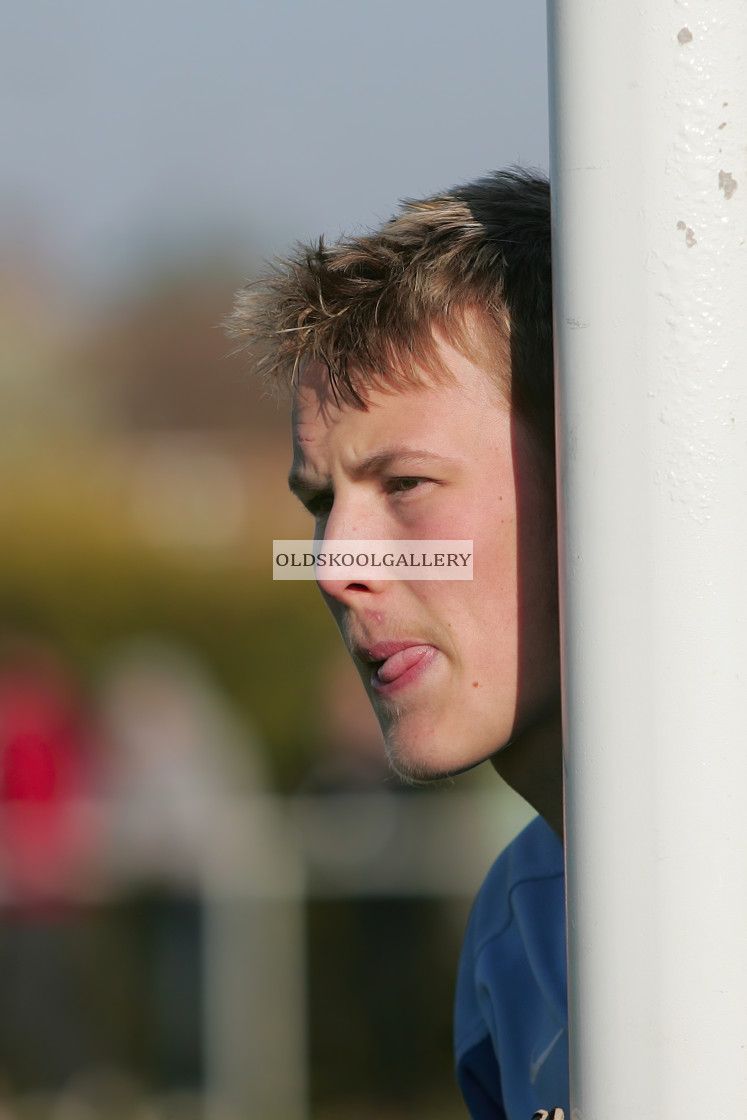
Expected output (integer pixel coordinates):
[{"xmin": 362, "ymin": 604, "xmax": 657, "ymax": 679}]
[
  {"xmin": 295, "ymin": 358, "xmax": 334, "ymax": 400},
  {"xmin": 291, "ymin": 359, "xmax": 459, "ymax": 481},
  {"xmin": 291, "ymin": 364, "xmax": 346, "ymax": 440}
]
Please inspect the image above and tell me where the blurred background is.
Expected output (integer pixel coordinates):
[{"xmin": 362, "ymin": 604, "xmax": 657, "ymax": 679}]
[{"xmin": 0, "ymin": 3, "xmax": 548, "ymax": 1118}]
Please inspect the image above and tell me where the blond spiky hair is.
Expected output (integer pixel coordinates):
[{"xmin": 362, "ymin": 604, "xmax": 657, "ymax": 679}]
[{"xmin": 226, "ymin": 168, "xmax": 554, "ymax": 447}]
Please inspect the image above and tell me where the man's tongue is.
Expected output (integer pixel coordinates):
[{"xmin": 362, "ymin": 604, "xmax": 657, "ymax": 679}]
[{"xmin": 376, "ymin": 645, "xmax": 430, "ymax": 683}]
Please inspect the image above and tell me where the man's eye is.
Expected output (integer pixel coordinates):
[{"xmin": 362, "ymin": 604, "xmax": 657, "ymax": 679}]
[{"xmin": 388, "ymin": 477, "xmax": 426, "ymax": 494}]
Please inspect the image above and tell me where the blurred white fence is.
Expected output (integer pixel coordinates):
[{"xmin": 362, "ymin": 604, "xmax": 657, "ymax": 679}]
[{"xmin": 0, "ymin": 789, "xmax": 533, "ymax": 1120}]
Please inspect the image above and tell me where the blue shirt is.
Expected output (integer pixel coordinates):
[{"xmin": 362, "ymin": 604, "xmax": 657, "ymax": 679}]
[{"xmin": 454, "ymin": 816, "xmax": 569, "ymax": 1120}]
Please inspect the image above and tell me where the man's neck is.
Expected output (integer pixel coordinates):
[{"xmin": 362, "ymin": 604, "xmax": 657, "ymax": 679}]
[{"xmin": 490, "ymin": 708, "xmax": 564, "ymax": 841}]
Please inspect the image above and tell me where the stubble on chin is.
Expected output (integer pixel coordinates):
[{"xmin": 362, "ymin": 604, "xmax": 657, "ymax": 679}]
[
  {"xmin": 381, "ymin": 715, "xmax": 462, "ymax": 786},
  {"xmin": 385, "ymin": 745, "xmax": 440, "ymax": 787},
  {"xmin": 376, "ymin": 705, "xmax": 433, "ymax": 786}
]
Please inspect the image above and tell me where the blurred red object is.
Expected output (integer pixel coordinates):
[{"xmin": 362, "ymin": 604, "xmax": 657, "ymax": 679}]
[{"xmin": 0, "ymin": 643, "xmax": 98, "ymax": 912}]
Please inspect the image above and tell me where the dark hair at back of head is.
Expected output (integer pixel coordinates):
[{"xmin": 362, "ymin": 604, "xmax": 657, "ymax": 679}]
[{"xmin": 449, "ymin": 170, "xmax": 554, "ymax": 448}]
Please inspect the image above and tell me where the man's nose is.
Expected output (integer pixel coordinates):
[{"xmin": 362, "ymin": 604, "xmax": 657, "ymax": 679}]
[
  {"xmin": 315, "ymin": 496, "xmax": 388, "ymax": 602},
  {"xmin": 321, "ymin": 493, "xmax": 370, "ymax": 543}
]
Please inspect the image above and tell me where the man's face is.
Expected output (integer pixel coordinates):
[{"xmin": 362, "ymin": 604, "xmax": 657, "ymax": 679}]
[{"xmin": 290, "ymin": 333, "xmax": 561, "ymax": 780}]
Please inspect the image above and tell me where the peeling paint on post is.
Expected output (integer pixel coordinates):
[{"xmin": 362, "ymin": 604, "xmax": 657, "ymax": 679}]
[
  {"xmin": 719, "ymin": 170, "xmax": 738, "ymax": 199},
  {"xmin": 547, "ymin": 1, "xmax": 747, "ymax": 1117}
]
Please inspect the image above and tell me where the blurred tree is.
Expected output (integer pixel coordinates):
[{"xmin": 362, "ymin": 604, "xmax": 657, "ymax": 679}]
[
  {"xmin": 0, "ymin": 256, "xmax": 332, "ymax": 790},
  {"xmin": 84, "ymin": 269, "xmax": 288, "ymax": 436}
]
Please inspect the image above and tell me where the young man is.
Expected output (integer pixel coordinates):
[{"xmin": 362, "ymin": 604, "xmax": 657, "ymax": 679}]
[{"xmin": 227, "ymin": 169, "xmax": 568, "ymax": 1120}]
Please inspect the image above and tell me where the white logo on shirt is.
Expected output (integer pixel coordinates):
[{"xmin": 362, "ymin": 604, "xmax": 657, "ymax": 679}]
[{"xmin": 529, "ymin": 1027, "xmax": 565, "ymax": 1085}]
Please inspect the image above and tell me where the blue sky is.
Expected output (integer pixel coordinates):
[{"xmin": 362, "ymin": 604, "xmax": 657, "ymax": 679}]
[{"xmin": 2, "ymin": 0, "xmax": 549, "ymax": 299}]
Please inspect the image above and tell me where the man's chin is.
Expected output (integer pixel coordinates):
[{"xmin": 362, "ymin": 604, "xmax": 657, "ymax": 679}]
[{"xmin": 383, "ymin": 732, "xmax": 492, "ymax": 785}]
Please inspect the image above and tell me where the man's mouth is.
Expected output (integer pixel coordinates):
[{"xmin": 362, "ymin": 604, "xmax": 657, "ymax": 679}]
[{"xmin": 359, "ymin": 641, "xmax": 437, "ymax": 693}]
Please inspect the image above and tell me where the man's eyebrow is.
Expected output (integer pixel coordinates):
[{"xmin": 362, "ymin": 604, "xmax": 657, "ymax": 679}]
[
  {"xmin": 288, "ymin": 448, "xmax": 459, "ymax": 495},
  {"xmin": 354, "ymin": 448, "xmax": 460, "ymax": 475}
]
